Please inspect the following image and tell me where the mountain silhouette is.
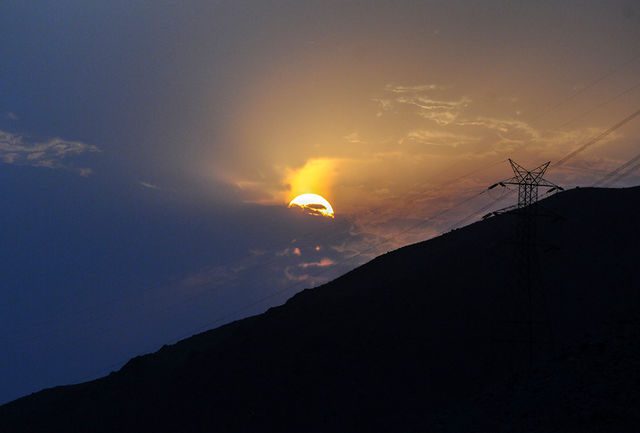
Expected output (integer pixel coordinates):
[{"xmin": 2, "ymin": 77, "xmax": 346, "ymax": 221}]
[{"xmin": 1, "ymin": 186, "xmax": 639, "ymax": 432}]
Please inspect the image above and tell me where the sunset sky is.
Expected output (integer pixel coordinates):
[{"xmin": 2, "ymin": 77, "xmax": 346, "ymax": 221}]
[{"xmin": 1, "ymin": 0, "xmax": 640, "ymax": 403}]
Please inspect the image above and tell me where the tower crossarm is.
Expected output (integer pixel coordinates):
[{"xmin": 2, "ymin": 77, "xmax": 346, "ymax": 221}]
[{"xmin": 488, "ymin": 159, "xmax": 564, "ymax": 208}]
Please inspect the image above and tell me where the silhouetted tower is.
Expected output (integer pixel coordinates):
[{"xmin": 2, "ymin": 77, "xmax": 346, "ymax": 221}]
[
  {"xmin": 504, "ymin": 159, "xmax": 560, "ymax": 209},
  {"xmin": 490, "ymin": 159, "xmax": 563, "ymax": 369}
]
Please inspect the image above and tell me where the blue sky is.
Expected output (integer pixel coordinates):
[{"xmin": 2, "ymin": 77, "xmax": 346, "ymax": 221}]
[{"xmin": 1, "ymin": 0, "xmax": 640, "ymax": 403}]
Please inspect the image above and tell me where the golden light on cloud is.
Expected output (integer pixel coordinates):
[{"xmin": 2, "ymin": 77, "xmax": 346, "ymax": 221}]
[
  {"xmin": 286, "ymin": 159, "xmax": 336, "ymax": 202},
  {"xmin": 288, "ymin": 193, "xmax": 335, "ymax": 218}
]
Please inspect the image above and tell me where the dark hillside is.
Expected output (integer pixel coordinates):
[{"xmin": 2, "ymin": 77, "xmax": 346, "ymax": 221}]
[{"xmin": 1, "ymin": 187, "xmax": 639, "ymax": 432}]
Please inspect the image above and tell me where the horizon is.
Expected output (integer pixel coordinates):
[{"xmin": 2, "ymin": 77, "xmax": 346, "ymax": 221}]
[{"xmin": 1, "ymin": 0, "xmax": 640, "ymax": 404}]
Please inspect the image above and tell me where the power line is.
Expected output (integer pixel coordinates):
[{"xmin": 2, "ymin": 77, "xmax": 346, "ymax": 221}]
[
  {"xmin": 593, "ymin": 149, "xmax": 640, "ymax": 187},
  {"xmin": 448, "ymin": 188, "xmax": 515, "ymax": 231},
  {"xmin": 557, "ymin": 164, "xmax": 610, "ymax": 176},
  {"xmin": 606, "ymin": 162, "xmax": 640, "ymax": 186},
  {"xmin": 554, "ymin": 79, "xmax": 640, "ymax": 130},
  {"xmin": 554, "ymin": 107, "xmax": 640, "ymax": 166},
  {"xmin": 531, "ymin": 50, "xmax": 640, "ymax": 125}
]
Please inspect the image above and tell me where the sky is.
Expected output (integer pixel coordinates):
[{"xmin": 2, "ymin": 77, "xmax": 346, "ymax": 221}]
[{"xmin": 1, "ymin": 0, "xmax": 640, "ymax": 404}]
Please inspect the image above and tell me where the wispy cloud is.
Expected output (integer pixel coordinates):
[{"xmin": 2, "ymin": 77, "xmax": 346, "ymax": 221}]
[
  {"xmin": 457, "ymin": 117, "xmax": 540, "ymax": 141},
  {"xmin": 376, "ymin": 84, "xmax": 470, "ymax": 125},
  {"xmin": 379, "ymin": 83, "xmax": 613, "ymax": 162},
  {"xmin": 385, "ymin": 84, "xmax": 445, "ymax": 94},
  {"xmin": 222, "ymin": 79, "xmax": 629, "ymax": 250},
  {"xmin": 0, "ymin": 130, "xmax": 99, "ymax": 174},
  {"xmin": 140, "ymin": 181, "xmax": 161, "ymax": 190},
  {"xmin": 298, "ymin": 258, "xmax": 335, "ymax": 269},
  {"xmin": 343, "ymin": 132, "xmax": 364, "ymax": 144},
  {"xmin": 283, "ymin": 258, "xmax": 337, "ymax": 285},
  {"xmin": 399, "ymin": 95, "xmax": 471, "ymax": 125},
  {"xmin": 402, "ymin": 130, "xmax": 478, "ymax": 150}
]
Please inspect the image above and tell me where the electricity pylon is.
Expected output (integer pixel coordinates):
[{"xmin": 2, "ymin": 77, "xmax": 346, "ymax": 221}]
[
  {"xmin": 502, "ymin": 159, "xmax": 562, "ymax": 208},
  {"xmin": 489, "ymin": 159, "xmax": 563, "ymax": 369}
]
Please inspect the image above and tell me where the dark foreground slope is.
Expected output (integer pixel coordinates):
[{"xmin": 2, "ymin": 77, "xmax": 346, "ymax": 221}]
[{"xmin": 2, "ymin": 187, "xmax": 640, "ymax": 433}]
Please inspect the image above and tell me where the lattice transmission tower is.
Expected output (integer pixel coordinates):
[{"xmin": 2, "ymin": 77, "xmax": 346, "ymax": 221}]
[
  {"xmin": 489, "ymin": 159, "xmax": 563, "ymax": 369},
  {"xmin": 503, "ymin": 159, "xmax": 562, "ymax": 209}
]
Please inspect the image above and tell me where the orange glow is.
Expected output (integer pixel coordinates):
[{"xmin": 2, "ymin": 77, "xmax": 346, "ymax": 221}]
[{"xmin": 285, "ymin": 159, "xmax": 336, "ymax": 203}]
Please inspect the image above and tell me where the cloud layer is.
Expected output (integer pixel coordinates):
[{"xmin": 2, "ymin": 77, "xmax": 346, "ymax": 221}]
[{"xmin": 0, "ymin": 130, "xmax": 99, "ymax": 175}]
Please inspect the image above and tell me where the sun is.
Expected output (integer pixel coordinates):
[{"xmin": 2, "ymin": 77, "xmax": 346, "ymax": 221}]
[{"xmin": 288, "ymin": 193, "xmax": 335, "ymax": 218}]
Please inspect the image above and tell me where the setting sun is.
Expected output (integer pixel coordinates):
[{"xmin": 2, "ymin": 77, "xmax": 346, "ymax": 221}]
[{"xmin": 288, "ymin": 193, "xmax": 335, "ymax": 218}]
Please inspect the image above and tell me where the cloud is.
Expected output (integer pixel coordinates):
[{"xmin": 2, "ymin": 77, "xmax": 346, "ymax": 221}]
[
  {"xmin": 379, "ymin": 83, "xmax": 613, "ymax": 162},
  {"xmin": 140, "ymin": 181, "xmax": 161, "ymax": 190},
  {"xmin": 298, "ymin": 258, "xmax": 335, "ymax": 269},
  {"xmin": 376, "ymin": 84, "xmax": 470, "ymax": 125},
  {"xmin": 6, "ymin": 112, "xmax": 18, "ymax": 121},
  {"xmin": 283, "ymin": 258, "xmax": 337, "ymax": 285},
  {"xmin": 218, "ymin": 76, "xmax": 633, "ymax": 254},
  {"xmin": 0, "ymin": 130, "xmax": 99, "ymax": 173},
  {"xmin": 385, "ymin": 84, "xmax": 445, "ymax": 94},
  {"xmin": 399, "ymin": 95, "xmax": 471, "ymax": 125},
  {"xmin": 457, "ymin": 117, "xmax": 540, "ymax": 139},
  {"xmin": 277, "ymin": 246, "xmax": 302, "ymax": 257},
  {"xmin": 343, "ymin": 132, "xmax": 364, "ymax": 144},
  {"xmin": 283, "ymin": 266, "xmax": 317, "ymax": 283},
  {"xmin": 402, "ymin": 130, "xmax": 479, "ymax": 152}
]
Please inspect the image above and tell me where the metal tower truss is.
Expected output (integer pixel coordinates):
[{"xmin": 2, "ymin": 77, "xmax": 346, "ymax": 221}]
[
  {"xmin": 489, "ymin": 159, "xmax": 564, "ymax": 210},
  {"xmin": 504, "ymin": 159, "xmax": 563, "ymax": 209},
  {"xmin": 488, "ymin": 159, "xmax": 563, "ymax": 369}
]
